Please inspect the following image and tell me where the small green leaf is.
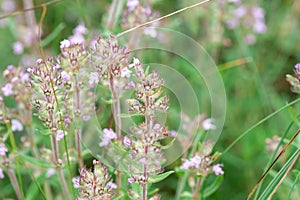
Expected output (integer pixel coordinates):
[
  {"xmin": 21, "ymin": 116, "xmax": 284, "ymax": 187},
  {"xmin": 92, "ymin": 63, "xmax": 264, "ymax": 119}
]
[
  {"xmin": 149, "ymin": 171, "xmax": 174, "ymax": 183},
  {"xmin": 180, "ymin": 191, "xmax": 193, "ymax": 198},
  {"xmin": 19, "ymin": 153, "xmax": 54, "ymax": 168},
  {"xmin": 203, "ymin": 175, "xmax": 224, "ymax": 198}
]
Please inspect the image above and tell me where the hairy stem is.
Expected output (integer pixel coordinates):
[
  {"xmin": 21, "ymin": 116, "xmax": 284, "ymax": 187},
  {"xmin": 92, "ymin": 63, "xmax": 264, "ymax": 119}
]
[
  {"xmin": 74, "ymin": 75, "xmax": 83, "ymax": 169},
  {"xmin": 192, "ymin": 177, "xmax": 202, "ymax": 200},
  {"xmin": 50, "ymin": 134, "xmax": 71, "ymax": 200},
  {"xmin": 7, "ymin": 169, "xmax": 23, "ymax": 200},
  {"xmin": 109, "ymin": 75, "xmax": 122, "ymax": 195}
]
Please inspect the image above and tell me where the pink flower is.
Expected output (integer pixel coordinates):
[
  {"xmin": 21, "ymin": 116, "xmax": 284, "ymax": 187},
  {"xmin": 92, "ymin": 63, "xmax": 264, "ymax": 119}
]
[
  {"xmin": 73, "ymin": 24, "xmax": 87, "ymax": 35},
  {"xmin": 56, "ymin": 130, "xmax": 66, "ymax": 141},
  {"xmin": 106, "ymin": 182, "xmax": 117, "ymax": 189},
  {"xmin": 99, "ymin": 128, "xmax": 117, "ymax": 147},
  {"xmin": 0, "ymin": 168, "xmax": 4, "ymax": 179},
  {"xmin": 121, "ymin": 67, "xmax": 131, "ymax": 78},
  {"xmin": 123, "ymin": 136, "xmax": 131, "ymax": 147},
  {"xmin": 2, "ymin": 83, "xmax": 13, "ymax": 96},
  {"xmin": 46, "ymin": 168, "xmax": 56, "ymax": 178},
  {"xmin": 128, "ymin": 177, "xmax": 135, "ymax": 184},
  {"xmin": 11, "ymin": 119, "xmax": 23, "ymax": 132},
  {"xmin": 72, "ymin": 177, "xmax": 80, "ymax": 188},
  {"xmin": 89, "ymin": 72, "xmax": 99, "ymax": 88},
  {"xmin": 61, "ymin": 71, "xmax": 71, "ymax": 83},
  {"xmin": 0, "ymin": 143, "xmax": 8, "ymax": 156},
  {"xmin": 212, "ymin": 164, "xmax": 224, "ymax": 176},
  {"xmin": 13, "ymin": 41, "xmax": 24, "ymax": 55}
]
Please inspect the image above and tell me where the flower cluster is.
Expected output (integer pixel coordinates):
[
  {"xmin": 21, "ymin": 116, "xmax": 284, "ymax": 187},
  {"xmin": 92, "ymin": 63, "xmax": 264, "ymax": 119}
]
[
  {"xmin": 224, "ymin": 1, "xmax": 267, "ymax": 44},
  {"xmin": 75, "ymin": 160, "xmax": 117, "ymax": 200},
  {"xmin": 125, "ymin": 58, "xmax": 173, "ymax": 187},
  {"xmin": 286, "ymin": 63, "xmax": 300, "ymax": 93},
  {"xmin": 28, "ymin": 58, "xmax": 73, "ymax": 133}
]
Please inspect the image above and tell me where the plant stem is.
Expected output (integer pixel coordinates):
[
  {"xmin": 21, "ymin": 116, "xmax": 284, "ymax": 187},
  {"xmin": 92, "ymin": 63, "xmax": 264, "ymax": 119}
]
[
  {"xmin": 107, "ymin": 0, "xmax": 119, "ymax": 29},
  {"xmin": 108, "ymin": 75, "xmax": 122, "ymax": 195},
  {"xmin": 6, "ymin": 123, "xmax": 25, "ymax": 200},
  {"xmin": 74, "ymin": 75, "xmax": 83, "ymax": 169},
  {"xmin": 7, "ymin": 169, "xmax": 23, "ymax": 200},
  {"xmin": 50, "ymin": 134, "xmax": 71, "ymax": 200},
  {"xmin": 192, "ymin": 177, "xmax": 202, "ymax": 200}
]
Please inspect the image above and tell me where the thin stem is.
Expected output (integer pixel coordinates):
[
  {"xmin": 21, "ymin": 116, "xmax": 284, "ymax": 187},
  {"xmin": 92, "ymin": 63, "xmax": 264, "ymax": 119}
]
[
  {"xmin": 23, "ymin": 0, "xmax": 38, "ymax": 45},
  {"xmin": 74, "ymin": 75, "xmax": 83, "ymax": 169},
  {"xmin": 6, "ymin": 123, "xmax": 25, "ymax": 200},
  {"xmin": 50, "ymin": 135, "xmax": 71, "ymax": 200},
  {"xmin": 192, "ymin": 178, "xmax": 202, "ymax": 200},
  {"xmin": 107, "ymin": 0, "xmax": 119, "ymax": 29},
  {"xmin": 7, "ymin": 169, "xmax": 23, "ymax": 200},
  {"xmin": 108, "ymin": 75, "xmax": 122, "ymax": 195}
]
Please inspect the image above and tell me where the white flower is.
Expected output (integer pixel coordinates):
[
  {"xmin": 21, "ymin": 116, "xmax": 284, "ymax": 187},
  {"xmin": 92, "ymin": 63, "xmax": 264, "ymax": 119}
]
[
  {"xmin": 11, "ymin": 119, "xmax": 23, "ymax": 132},
  {"xmin": 60, "ymin": 39, "xmax": 71, "ymax": 49},
  {"xmin": 127, "ymin": 0, "xmax": 139, "ymax": 12},
  {"xmin": 0, "ymin": 143, "xmax": 8, "ymax": 156},
  {"xmin": 0, "ymin": 168, "xmax": 4, "ymax": 179},
  {"xmin": 202, "ymin": 118, "xmax": 216, "ymax": 130},
  {"xmin": 121, "ymin": 67, "xmax": 131, "ymax": 78}
]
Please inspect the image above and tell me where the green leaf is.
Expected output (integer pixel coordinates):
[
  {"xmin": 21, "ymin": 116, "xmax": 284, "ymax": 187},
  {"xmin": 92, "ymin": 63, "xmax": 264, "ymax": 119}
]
[
  {"xmin": 25, "ymin": 172, "xmax": 47, "ymax": 200},
  {"xmin": 203, "ymin": 175, "xmax": 224, "ymax": 198},
  {"xmin": 149, "ymin": 171, "xmax": 174, "ymax": 183},
  {"xmin": 180, "ymin": 191, "xmax": 193, "ymax": 198},
  {"xmin": 118, "ymin": 113, "xmax": 143, "ymax": 118},
  {"xmin": 287, "ymin": 106, "xmax": 300, "ymax": 127},
  {"xmin": 19, "ymin": 153, "xmax": 54, "ymax": 168}
]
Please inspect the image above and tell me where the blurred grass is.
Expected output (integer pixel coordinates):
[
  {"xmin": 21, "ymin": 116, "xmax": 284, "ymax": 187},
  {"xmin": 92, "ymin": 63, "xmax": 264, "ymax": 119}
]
[{"xmin": 0, "ymin": 0, "xmax": 300, "ymax": 199}]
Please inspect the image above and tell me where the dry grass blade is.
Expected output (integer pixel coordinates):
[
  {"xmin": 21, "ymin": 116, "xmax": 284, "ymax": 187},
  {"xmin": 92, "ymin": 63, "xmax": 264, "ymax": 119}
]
[
  {"xmin": 0, "ymin": 0, "xmax": 63, "ymax": 20},
  {"xmin": 246, "ymin": 128, "xmax": 300, "ymax": 200},
  {"xmin": 117, "ymin": 0, "xmax": 212, "ymax": 37}
]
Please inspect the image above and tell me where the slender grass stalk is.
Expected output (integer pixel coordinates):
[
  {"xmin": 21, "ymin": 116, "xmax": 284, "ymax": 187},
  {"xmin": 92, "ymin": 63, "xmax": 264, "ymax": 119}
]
[
  {"xmin": 254, "ymin": 119, "xmax": 295, "ymax": 198},
  {"xmin": 6, "ymin": 123, "xmax": 25, "ymax": 200},
  {"xmin": 107, "ymin": 0, "xmax": 119, "ymax": 29},
  {"xmin": 222, "ymin": 97, "xmax": 300, "ymax": 156},
  {"xmin": 267, "ymin": 151, "xmax": 300, "ymax": 200}
]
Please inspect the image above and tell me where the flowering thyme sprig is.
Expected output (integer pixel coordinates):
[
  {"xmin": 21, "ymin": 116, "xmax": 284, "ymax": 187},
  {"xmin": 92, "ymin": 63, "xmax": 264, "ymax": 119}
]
[
  {"xmin": 125, "ymin": 58, "xmax": 172, "ymax": 199},
  {"xmin": 75, "ymin": 160, "xmax": 117, "ymax": 200}
]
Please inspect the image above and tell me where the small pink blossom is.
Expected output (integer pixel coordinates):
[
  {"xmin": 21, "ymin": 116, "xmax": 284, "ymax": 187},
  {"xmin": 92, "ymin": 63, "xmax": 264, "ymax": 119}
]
[
  {"xmin": 170, "ymin": 130, "xmax": 177, "ymax": 137},
  {"xmin": 121, "ymin": 67, "xmax": 131, "ymax": 78},
  {"xmin": 46, "ymin": 168, "xmax": 56, "ymax": 178},
  {"xmin": 11, "ymin": 119, "xmax": 23, "ymax": 132},
  {"xmin": 212, "ymin": 164, "xmax": 224, "ymax": 176},
  {"xmin": 128, "ymin": 177, "xmax": 135, "ymax": 184},
  {"xmin": 0, "ymin": 143, "xmax": 8, "ymax": 156},
  {"xmin": 89, "ymin": 72, "xmax": 99, "ymax": 88},
  {"xmin": 106, "ymin": 182, "xmax": 117, "ymax": 189},
  {"xmin": 13, "ymin": 41, "xmax": 24, "ymax": 55},
  {"xmin": 99, "ymin": 128, "xmax": 117, "ymax": 147},
  {"xmin": 0, "ymin": 168, "xmax": 4, "ymax": 179},
  {"xmin": 56, "ymin": 130, "xmax": 66, "ymax": 141},
  {"xmin": 72, "ymin": 177, "xmax": 80, "ymax": 188},
  {"xmin": 83, "ymin": 115, "xmax": 90, "ymax": 121},
  {"xmin": 123, "ymin": 136, "xmax": 131, "ymax": 147},
  {"xmin": 2, "ymin": 83, "xmax": 13, "ymax": 96},
  {"xmin": 73, "ymin": 24, "xmax": 87, "ymax": 35},
  {"xmin": 61, "ymin": 71, "xmax": 71, "ymax": 83},
  {"xmin": 1, "ymin": 0, "xmax": 16, "ymax": 12}
]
